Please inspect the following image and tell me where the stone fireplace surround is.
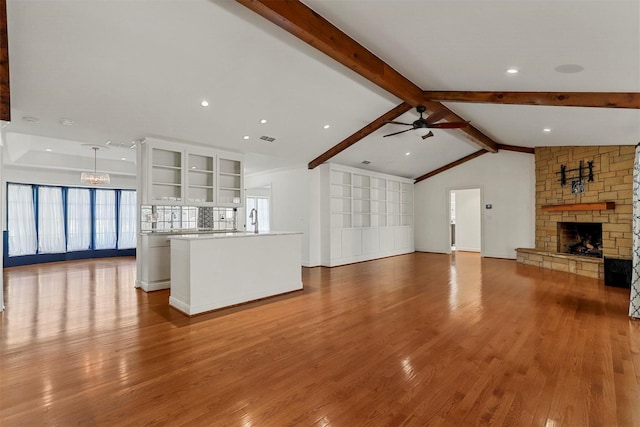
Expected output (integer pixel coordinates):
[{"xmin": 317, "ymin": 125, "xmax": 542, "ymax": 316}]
[{"xmin": 516, "ymin": 145, "xmax": 634, "ymax": 280}]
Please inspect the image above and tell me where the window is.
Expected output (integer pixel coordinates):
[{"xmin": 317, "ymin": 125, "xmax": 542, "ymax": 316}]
[
  {"xmin": 94, "ymin": 189, "xmax": 117, "ymax": 250},
  {"xmin": 6, "ymin": 183, "xmax": 137, "ymax": 263},
  {"xmin": 7, "ymin": 184, "xmax": 37, "ymax": 256},
  {"xmin": 118, "ymin": 191, "xmax": 137, "ymax": 249},
  {"xmin": 245, "ymin": 196, "xmax": 270, "ymax": 232},
  {"xmin": 37, "ymin": 186, "xmax": 66, "ymax": 254},
  {"xmin": 67, "ymin": 188, "xmax": 92, "ymax": 252}
]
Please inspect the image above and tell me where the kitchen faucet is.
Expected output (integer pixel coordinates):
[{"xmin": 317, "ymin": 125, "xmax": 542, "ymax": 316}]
[{"xmin": 249, "ymin": 208, "xmax": 259, "ymax": 234}]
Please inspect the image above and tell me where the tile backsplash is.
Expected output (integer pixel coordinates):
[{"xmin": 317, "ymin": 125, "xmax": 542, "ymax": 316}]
[{"xmin": 141, "ymin": 205, "xmax": 237, "ymax": 232}]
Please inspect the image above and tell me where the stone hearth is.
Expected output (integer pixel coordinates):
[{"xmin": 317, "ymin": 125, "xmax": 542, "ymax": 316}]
[{"xmin": 516, "ymin": 145, "xmax": 633, "ymax": 279}]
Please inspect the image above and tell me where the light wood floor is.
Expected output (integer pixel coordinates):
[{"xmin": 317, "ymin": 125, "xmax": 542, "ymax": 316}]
[{"xmin": 1, "ymin": 252, "xmax": 639, "ymax": 426}]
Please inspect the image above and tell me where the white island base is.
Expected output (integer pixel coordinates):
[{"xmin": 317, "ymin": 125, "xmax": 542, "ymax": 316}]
[{"xmin": 168, "ymin": 232, "xmax": 303, "ymax": 316}]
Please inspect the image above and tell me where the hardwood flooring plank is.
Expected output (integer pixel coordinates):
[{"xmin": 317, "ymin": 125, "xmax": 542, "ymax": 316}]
[{"xmin": 1, "ymin": 253, "xmax": 638, "ymax": 425}]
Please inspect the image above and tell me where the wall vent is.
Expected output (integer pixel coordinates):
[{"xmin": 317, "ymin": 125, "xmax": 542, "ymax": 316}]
[{"xmin": 259, "ymin": 136, "xmax": 276, "ymax": 142}]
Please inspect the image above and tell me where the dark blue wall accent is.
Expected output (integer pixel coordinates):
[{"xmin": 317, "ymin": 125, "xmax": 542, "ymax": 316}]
[{"xmin": 4, "ymin": 231, "xmax": 135, "ymax": 267}]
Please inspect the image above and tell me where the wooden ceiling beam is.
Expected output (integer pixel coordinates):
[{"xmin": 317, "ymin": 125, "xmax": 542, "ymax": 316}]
[
  {"xmin": 308, "ymin": 102, "xmax": 412, "ymax": 169},
  {"xmin": 0, "ymin": 0, "xmax": 10, "ymax": 122},
  {"xmin": 423, "ymin": 91, "xmax": 640, "ymax": 109},
  {"xmin": 236, "ymin": 0, "xmax": 499, "ymax": 153},
  {"xmin": 497, "ymin": 144, "xmax": 535, "ymax": 154},
  {"xmin": 414, "ymin": 150, "xmax": 488, "ymax": 183}
]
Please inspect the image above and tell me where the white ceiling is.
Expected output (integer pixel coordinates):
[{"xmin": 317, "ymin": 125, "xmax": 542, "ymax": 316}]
[{"xmin": 4, "ymin": 0, "xmax": 640, "ymax": 179}]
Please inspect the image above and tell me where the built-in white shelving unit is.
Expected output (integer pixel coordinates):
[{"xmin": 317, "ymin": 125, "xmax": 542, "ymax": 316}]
[
  {"xmin": 321, "ymin": 163, "xmax": 414, "ymax": 267},
  {"xmin": 186, "ymin": 150, "xmax": 215, "ymax": 205},
  {"xmin": 141, "ymin": 138, "xmax": 243, "ymax": 208},
  {"xmin": 218, "ymin": 156, "xmax": 243, "ymax": 207}
]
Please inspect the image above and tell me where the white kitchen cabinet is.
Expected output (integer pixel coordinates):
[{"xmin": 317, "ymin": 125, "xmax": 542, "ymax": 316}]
[
  {"xmin": 217, "ymin": 155, "xmax": 243, "ymax": 207},
  {"xmin": 320, "ymin": 163, "xmax": 414, "ymax": 266},
  {"xmin": 140, "ymin": 138, "xmax": 244, "ymax": 207},
  {"xmin": 136, "ymin": 234, "xmax": 172, "ymax": 291},
  {"xmin": 146, "ymin": 141, "xmax": 184, "ymax": 205},
  {"xmin": 186, "ymin": 148, "xmax": 215, "ymax": 206}
]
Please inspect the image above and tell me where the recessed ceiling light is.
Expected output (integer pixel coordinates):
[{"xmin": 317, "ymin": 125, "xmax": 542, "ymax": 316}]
[
  {"xmin": 405, "ymin": 152, "xmax": 411, "ymax": 156},
  {"xmin": 60, "ymin": 118, "xmax": 74, "ymax": 126},
  {"xmin": 323, "ymin": 124, "xmax": 330, "ymax": 129},
  {"xmin": 121, "ymin": 157, "xmax": 126, "ymax": 161},
  {"xmin": 45, "ymin": 148, "xmax": 52, "ymax": 152},
  {"xmin": 105, "ymin": 140, "xmax": 111, "ymax": 145},
  {"xmin": 22, "ymin": 116, "xmax": 39, "ymax": 123},
  {"xmin": 243, "ymin": 135, "xmax": 250, "ymax": 140},
  {"xmin": 260, "ymin": 119, "xmax": 267, "ymax": 124},
  {"xmin": 543, "ymin": 128, "xmax": 551, "ymax": 133},
  {"xmin": 506, "ymin": 68, "xmax": 519, "ymax": 74},
  {"xmin": 191, "ymin": 166, "xmax": 197, "ymax": 169},
  {"xmin": 200, "ymin": 100, "xmax": 209, "ymax": 107}
]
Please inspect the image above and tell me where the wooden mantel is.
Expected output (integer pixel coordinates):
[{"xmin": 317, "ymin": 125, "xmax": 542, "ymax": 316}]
[{"xmin": 541, "ymin": 201, "xmax": 615, "ymax": 212}]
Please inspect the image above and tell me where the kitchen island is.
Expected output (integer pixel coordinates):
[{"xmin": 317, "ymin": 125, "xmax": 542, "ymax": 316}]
[{"xmin": 167, "ymin": 231, "xmax": 303, "ymax": 316}]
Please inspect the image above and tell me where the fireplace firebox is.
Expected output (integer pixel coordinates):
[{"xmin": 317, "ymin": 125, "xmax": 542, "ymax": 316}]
[{"xmin": 557, "ymin": 222, "xmax": 603, "ymax": 258}]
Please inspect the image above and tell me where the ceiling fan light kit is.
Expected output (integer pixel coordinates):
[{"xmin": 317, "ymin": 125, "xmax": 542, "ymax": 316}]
[{"xmin": 383, "ymin": 105, "xmax": 469, "ymax": 138}]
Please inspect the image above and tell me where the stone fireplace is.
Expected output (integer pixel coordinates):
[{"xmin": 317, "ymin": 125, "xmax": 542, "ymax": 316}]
[
  {"xmin": 516, "ymin": 145, "xmax": 634, "ymax": 279},
  {"xmin": 557, "ymin": 222, "xmax": 603, "ymax": 258}
]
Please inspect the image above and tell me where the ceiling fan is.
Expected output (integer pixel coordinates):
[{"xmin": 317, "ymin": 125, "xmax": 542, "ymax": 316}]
[{"xmin": 383, "ymin": 105, "xmax": 470, "ymax": 139}]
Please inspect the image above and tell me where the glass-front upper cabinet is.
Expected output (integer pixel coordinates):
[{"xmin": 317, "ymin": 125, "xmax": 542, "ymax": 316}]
[
  {"xmin": 186, "ymin": 148, "xmax": 215, "ymax": 206},
  {"xmin": 147, "ymin": 141, "xmax": 184, "ymax": 205},
  {"xmin": 218, "ymin": 155, "xmax": 243, "ymax": 207}
]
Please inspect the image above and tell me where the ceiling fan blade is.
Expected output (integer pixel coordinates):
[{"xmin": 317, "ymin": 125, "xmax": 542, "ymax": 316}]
[
  {"xmin": 424, "ymin": 109, "xmax": 449, "ymax": 125},
  {"xmin": 421, "ymin": 131, "xmax": 434, "ymax": 140},
  {"xmin": 428, "ymin": 121, "xmax": 470, "ymax": 129},
  {"xmin": 385, "ymin": 120, "xmax": 413, "ymax": 126},
  {"xmin": 383, "ymin": 128, "xmax": 415, "ymax": 137}
]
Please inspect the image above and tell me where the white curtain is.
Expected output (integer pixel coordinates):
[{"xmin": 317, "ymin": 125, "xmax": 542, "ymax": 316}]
[
  {"xmin": 95, "ymin": 189, "xmax": 117, "ymax": 250},
  {"xmin": 118, "ymin": 191, "xmax": 137, "ymax": 249},
  {"xmin": 67, "ymin": 188, "xmax": 91, "ymax": 252},
  {"xmin": 37, "ymin": 186, "xmax": 66, "ymax": 254},
  {"xmin": 7, "ymin": 184, "xmax": 37, "ymax": 256},
  {"xmin": 630, "ymin": 144, "xmax": 640, "ymax": 319}
]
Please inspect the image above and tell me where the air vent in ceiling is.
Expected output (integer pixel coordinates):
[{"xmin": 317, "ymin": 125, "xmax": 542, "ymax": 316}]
[
  {"xmin": 259, "ymin": 136, "xmax": 276, "ymax": 142},
  {"xmin": 361, "ymin": 160, "xmax": 371, "ymax": 165}
]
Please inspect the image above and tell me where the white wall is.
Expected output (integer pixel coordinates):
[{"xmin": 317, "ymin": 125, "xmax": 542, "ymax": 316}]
[
  {"xmin": 453, "ymin": 188, "xmax": 481, "ymax": 252},
  {"xmin": 244, "ymin": 165, "xmax": 321, "ymax": 267},
  {"xmin": 414, "ymin": 150, "xmax": 535, "ymax": 259}
]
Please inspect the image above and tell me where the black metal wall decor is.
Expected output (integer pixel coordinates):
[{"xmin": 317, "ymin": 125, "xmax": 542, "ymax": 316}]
[{"xmin": 557, "ymin": 160, "xmax": 593, "ymax": 194}]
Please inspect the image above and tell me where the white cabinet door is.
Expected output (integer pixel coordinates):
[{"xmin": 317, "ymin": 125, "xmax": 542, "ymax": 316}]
[
  {"xmin": 394, "ymin": 226, "xmax": 410, "ymax": 250},
  {"xmin": 379, "ymin": 227, "xmax": 394, "ymax": 251},
  {"xmin": 330, "ymin": 230, "xmax": 342, "ymax": 259},
  {"xmin": 341, "ymin": 229, "xmax": 362, "ymax": 258},
  {"xmin": 362, "ymin": 228, "xmax": 379, "ymax": 254}
]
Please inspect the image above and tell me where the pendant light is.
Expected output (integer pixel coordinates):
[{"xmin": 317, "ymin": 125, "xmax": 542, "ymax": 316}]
[{"xmin": 81, "ymin": 146, "xmax": 110, "ymax": 185}]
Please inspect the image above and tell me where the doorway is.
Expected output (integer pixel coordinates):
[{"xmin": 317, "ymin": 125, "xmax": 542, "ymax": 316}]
[{"xmin": 449, "ymin": 188, "xmax": 481, "ymax": 253}]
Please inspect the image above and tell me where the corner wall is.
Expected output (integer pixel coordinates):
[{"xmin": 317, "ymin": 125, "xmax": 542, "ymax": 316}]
[
  {"xmin": 244, "ymin": 165, "xmax": 321, "ymax": 267},
  {"xmin": 414, "ymin": 150, "xmax": 535, "ymax": 259}
]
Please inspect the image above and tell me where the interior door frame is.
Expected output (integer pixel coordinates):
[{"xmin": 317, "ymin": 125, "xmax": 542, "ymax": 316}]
[{"xmin": 446, "ymin": 186, "xmax": 484, "ymax": 256}]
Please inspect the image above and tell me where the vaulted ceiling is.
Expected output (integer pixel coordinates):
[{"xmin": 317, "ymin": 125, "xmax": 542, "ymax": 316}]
[{"xmin": 2, "ymin": 0, "xmax": 639, "ymax": 179}]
